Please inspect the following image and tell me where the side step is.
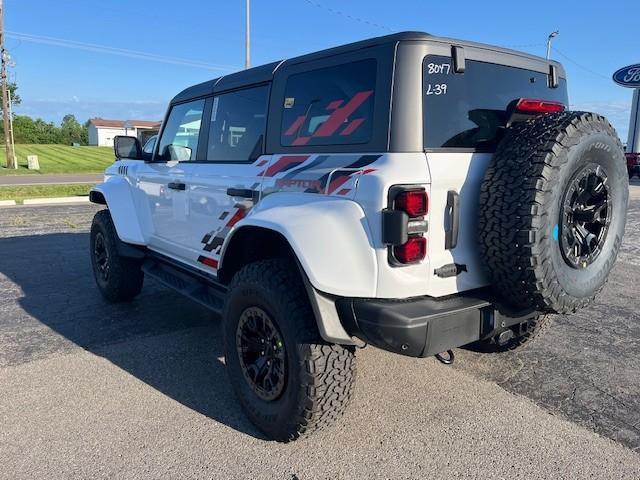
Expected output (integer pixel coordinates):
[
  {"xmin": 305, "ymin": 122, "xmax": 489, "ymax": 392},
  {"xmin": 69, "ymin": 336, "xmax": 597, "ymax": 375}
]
[{"xmin": 142, "ymin": 257, "xmax": 227, "ymax": 314}]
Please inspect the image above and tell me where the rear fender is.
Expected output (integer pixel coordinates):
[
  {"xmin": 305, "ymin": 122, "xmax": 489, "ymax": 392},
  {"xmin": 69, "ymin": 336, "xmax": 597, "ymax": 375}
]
[{"xmin": 220, "ymin": 192, "xmax": 377, "ymax": 298}]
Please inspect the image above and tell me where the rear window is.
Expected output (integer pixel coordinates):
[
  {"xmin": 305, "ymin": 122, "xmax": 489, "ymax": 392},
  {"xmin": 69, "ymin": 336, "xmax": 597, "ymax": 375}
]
[
  {"xmin": 423, "ymin": 55, "xmax": 568, "ymax": 150},
  {"xmin": 281, "ymin": 59, "xmax": 376, "ymax": 147}
]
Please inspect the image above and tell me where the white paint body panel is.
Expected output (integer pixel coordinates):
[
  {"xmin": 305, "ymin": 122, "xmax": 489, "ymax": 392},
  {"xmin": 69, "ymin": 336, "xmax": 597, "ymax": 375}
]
[
  {"xmin": 424, "ymin": 152, "xmax": 492, "ymax": 296},
  {"xmin": 99, "ymin": 150, "xmax": 492, "ymax": 300},
  {"xmin": 92, "ymin": 168, "xmax": 146, "ymax": 245},
  {"xmin": 225, "ymin": 192, "xmax": 378, "ymax": 298}
]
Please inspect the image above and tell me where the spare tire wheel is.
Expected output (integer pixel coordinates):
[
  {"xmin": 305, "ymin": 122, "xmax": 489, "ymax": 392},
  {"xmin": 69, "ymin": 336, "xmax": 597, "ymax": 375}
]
[{"xmin": 478, "ymin": 111, "xmax": 628, "ymax": 314}]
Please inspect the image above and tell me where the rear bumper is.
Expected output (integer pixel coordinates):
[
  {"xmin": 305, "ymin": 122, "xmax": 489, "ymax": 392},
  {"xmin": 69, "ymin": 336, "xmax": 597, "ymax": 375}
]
[{"xmin": 336, "ymin": 290, "xmax": 536, "ymax": 357}]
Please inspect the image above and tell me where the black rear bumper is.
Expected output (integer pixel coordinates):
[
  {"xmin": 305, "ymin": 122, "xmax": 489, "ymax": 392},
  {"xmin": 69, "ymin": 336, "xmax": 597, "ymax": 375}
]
[{"xmin": 337, "ymin": 290, "xmax": 536, "ymax": 357}]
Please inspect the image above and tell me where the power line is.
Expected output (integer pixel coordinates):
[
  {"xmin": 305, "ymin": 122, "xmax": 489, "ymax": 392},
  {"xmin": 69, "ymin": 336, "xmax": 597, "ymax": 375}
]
[
  {"xmin": 302, "ymin": 0, "xmax": 393, "ymax": 32},
  {"xmin": 551, "ymin": 46, "xmax": 611, "ymax": 81},
  {"xmin": 5, "ymin": 31, "xmax": 239, "ymax": 72}
]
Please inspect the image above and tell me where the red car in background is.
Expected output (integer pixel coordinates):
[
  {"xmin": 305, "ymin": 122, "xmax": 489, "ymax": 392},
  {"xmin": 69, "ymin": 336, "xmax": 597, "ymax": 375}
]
[{"xmin": 628, "ymin": 151, "xmax": 640, "ymax": 179}]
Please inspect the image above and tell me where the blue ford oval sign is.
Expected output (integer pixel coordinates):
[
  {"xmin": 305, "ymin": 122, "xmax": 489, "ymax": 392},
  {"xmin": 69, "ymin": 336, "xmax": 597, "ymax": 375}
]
[{"xmin": 613, "ymin": 64, "xmax": 640, "ymax": 88}]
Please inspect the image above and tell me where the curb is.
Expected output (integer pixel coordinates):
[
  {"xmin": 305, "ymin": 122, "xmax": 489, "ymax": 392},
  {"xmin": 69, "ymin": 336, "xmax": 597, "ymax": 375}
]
[
  {"xmin": 22, "ymin": 196, "xmax": 91, "ymax": 205},
  {"xmin": 0, "ymin": 199, "xmax": 16, "ymax": 206}
]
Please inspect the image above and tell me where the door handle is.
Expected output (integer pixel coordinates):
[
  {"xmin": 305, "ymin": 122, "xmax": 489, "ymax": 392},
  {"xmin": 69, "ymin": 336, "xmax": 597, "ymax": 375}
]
[
  {"xmin": 445, "ymin": 190, "xmax": 460, "ymax": 250},
  {"xmin": 226, "ymin": 187, "xmax": 259, "ymax": 201},
  {"xmin": 167, "ymin": 182, "xmax": 186, "ymax": 191}
]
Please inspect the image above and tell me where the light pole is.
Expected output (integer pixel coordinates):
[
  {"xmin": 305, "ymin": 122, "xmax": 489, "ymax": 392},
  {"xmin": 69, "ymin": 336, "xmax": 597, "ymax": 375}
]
[
  {"xmin": 546, "ymin": 30, "xmax": 559, "ymax": 60},
  {"xmin": 245, "ymin": 0, "xmax": 250, "ymax": 69}
]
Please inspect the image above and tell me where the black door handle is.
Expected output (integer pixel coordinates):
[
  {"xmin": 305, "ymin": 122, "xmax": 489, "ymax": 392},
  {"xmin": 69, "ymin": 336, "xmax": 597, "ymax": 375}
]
[
  {"xmin": 445, "ymin": 190, "xmax": 460, "ymax": 250},
  {"xmin": 226, "ymin": 187, "xmax": 259, "ymax": 201},
  {"xmin": 168, "ymin": 182, "xmax": 186, "ymax": 191}
]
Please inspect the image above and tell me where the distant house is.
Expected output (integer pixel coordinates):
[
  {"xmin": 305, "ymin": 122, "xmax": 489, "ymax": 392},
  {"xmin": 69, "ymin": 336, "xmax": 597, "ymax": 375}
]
[{"xmin": 88, "ymin": 118, "xmax": 162, "ymax": 147}]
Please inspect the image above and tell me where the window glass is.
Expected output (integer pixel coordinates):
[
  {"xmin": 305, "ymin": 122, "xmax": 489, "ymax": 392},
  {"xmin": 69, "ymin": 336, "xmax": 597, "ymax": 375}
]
[
  {"xmin": 157, "ymin": 100, "xmax": 205, "ymax": 161},
  {"xmin": 423, "ymin": 55, "xmax": 568, "ymax": 150},
  {"xmin": 281, "ymin": 59, "xmax": 377, "ymax": 147},
  {"xmin": 207, "ymin": 85, "xmax": 269, "ymax": 162},
  {"xmin": 142, "ymin": 135, "xmax": 157, "ymax": 155}
]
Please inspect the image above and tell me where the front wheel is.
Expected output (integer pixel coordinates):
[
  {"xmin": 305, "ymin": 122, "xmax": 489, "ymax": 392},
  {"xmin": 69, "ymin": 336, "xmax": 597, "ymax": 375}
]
[
  {"xmin": 90, "ymin": 209, "xmax": 144, "ymax": 302},
  {"xmin": 223, "ymin": 259, "xmax": 356, "ymax": 442}
]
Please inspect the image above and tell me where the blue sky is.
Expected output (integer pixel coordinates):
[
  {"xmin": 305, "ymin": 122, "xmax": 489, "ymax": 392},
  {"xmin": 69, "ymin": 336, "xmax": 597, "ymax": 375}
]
[{"xmin": 6, "ymin": 0, "xmax": 639, "ymax": 140}]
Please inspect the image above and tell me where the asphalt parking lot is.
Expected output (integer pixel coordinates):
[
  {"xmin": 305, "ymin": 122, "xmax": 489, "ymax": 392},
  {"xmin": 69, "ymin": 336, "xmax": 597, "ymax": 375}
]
[{"xmin": 1, "ymin": 183, "xmax": 639, "ymax": 479}]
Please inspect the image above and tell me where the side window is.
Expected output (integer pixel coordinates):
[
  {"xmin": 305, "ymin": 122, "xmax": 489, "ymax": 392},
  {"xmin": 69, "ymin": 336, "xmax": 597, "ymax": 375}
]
[
  {"xmin": 207, "ymin": 85, "xmax": 269, "ymax": 162},
  {"xmin": 142, "ymin": 135, "xmax": 157, "ymax": 155},
  {"xmin": 281, "ymin": 59, "xmax": 377, "ymax": 147},
  {"xmin": 157, "ymin": 99, "xmax": 205, "ymax": 161}
]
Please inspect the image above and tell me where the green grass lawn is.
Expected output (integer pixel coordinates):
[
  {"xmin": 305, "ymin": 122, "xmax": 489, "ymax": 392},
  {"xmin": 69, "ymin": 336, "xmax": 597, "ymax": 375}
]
[
  {"xmin": 0, "ymin": 183, "xmax": 94, "ymax": 204},
  {"xmin": 0, "ymin": 144, "xmax": 114, "ymax": 175}
]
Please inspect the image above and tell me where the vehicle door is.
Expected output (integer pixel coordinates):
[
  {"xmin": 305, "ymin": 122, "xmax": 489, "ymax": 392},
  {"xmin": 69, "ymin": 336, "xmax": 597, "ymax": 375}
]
[
  {"xmin": 135, "ymin": 98, "xmax": 206, "ymax": 263},
  {"xmin": 187, "ymin": 84, "xmax": 271, "ymax": 273}
]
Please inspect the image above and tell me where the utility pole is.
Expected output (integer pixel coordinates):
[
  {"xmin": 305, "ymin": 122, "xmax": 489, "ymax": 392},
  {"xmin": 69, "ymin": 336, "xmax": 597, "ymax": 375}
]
[
  {"xmin": 0, "ymin": 0, "xmax": 16, "ymax": 169},
  {"xmin": 245, "ymin": 0, "xmax": 250, "ymax": 69},
  {"xmin": 546, "ymin": 30, "xmax": 559, "ymax": 60}
]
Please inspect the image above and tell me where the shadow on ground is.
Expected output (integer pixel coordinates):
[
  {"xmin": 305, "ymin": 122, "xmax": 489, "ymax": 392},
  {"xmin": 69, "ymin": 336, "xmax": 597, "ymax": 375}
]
[{"xmin": 0, "ymin": 232, "xmax": 265, "ymax": 440}]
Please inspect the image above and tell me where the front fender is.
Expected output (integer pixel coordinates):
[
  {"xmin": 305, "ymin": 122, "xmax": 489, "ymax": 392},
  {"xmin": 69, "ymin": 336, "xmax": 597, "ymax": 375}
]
[
  {"xmin": 91, "ymin": 177, "xmax": 146, "ymax": 245},
  {"xmin": 222, "ymin": 193, "xmax": 378, "ymax": 297}
]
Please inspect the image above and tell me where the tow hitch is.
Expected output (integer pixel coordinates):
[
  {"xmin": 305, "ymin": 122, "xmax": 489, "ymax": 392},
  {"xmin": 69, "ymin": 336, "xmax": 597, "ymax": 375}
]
[{"xmin": 435, "ymin": 349, "xmax": 455, "ymax": 365}]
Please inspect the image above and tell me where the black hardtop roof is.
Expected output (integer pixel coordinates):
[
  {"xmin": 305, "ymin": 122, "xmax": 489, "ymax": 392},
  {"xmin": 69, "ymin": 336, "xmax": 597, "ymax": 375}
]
[{"xmin": 171, "ymin": 31, "xmax": 559, "ymax": 104}]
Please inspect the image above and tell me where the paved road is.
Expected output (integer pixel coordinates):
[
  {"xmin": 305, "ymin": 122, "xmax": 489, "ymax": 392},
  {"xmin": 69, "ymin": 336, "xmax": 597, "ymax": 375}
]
[
  {"xmin": 0, "ymin": 199, "xmax": 639, "ymax": 479},
  {"xmin": 0, "ymin": 173, "xmax": 103, "ymax": 186}
]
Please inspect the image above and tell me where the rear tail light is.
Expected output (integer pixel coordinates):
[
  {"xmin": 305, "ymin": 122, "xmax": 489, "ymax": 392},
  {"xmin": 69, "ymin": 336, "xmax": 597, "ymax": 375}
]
[
  {"xmin": 382, "ymin": 186, "xmax": 429, "ymax": 265},
  {"xmin": 393, "ymin": 236, "xmax": 426, "ymax": 264},
  {"xmin": 515, "ymin": 98, "xmax": 566, "ymax": 114},
  {"xmin": 395, "ymin": 190, "xmax": 428, "ymax": 217}
]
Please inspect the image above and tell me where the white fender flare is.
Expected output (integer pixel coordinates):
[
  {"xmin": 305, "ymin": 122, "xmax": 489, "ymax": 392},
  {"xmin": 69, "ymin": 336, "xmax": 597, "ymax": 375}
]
[
  {"xmin": 90, "ymin": 178, "xmax": 146, "ymax": 245},
  {"xmin": 221, "ymin": 192, "xmax": 378, "ymax": 298}
]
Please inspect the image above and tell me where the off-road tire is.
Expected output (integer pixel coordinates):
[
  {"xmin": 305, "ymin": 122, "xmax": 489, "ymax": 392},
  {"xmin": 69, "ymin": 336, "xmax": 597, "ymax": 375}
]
[
  {"xmin": 90, "ymin": 209, "xmax": 144, "ymax": 302},
  {"xmin": 479, "ymin": 112, "xmax": 628, "ymax": 314},
  {"xmin": 223, "ymin": 258, "xmax": 356, "ymax": 442},
  {"xmin": 467, "ymin": 315, "xmax": 552, "ymax": 353}
]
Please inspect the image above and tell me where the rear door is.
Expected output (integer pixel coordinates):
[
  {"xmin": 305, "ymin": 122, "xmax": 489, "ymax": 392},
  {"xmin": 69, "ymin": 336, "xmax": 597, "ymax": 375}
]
[
  {"xmin": 187, "ymin": 84, "xmax": 271, "ymax": 273},
  {"xmin": 423, "ymin": 53, "xmax": 568, "ymax": 295}
]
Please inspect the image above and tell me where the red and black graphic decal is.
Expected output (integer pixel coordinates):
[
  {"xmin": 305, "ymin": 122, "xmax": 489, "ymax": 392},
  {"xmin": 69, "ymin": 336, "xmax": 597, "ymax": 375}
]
[
  {"xmin": 304, "ymin": 154, "xmax": 381, "ymax": 194},
  {"xmin": 197, "ymin": 255, "xmax": 218, "ymax": 269},
  {"xmin": 259, "ymin": 155, "xmax": 309, "ymax": 177},
  {"xmin": 283, "ymin": 90, "xmax": 373, "ymax": 146}
]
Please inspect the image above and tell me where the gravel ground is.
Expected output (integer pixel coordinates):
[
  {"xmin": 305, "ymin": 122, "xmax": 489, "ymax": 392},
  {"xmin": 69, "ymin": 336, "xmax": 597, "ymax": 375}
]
[{"xmin": 0, "ymin": 193, "xmax": 639, "ymax": 479}]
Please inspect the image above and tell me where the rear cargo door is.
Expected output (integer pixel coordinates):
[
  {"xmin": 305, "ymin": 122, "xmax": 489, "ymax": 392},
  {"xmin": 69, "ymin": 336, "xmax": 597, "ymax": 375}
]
[{"xmin": 423, "ymin": 54, "xmax": 568, "ymax": 296}]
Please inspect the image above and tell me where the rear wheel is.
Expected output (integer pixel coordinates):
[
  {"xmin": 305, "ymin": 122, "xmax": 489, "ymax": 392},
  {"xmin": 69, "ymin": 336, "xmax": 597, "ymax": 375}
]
[
  {"xmin": 223, "ymin": 258, "xmax": 356, "ymax": 442},
  {"xmin": 90, "ymin": 209, "xmax": 144, "ymax": 302}
]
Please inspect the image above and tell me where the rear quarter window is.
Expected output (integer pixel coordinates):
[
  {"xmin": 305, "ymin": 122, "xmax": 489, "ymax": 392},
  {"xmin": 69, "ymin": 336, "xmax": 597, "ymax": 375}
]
[
  {"xmin": 280, "ymin": 59, "xmax": 377, "ymax": 147},
  {"xmin": 423, "ymin": 55, "xmax": 568, "ymax": 151}
]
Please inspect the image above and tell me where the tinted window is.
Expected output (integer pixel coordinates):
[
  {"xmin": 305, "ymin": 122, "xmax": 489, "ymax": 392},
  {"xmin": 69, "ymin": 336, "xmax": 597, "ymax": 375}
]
[
  {"xmin": 157, "ymin": 100, "xmax": 205, "ymax": 161},
  {"xmin": 207, "ymin": 85, "xmax": 269, "ymax": 162},
  {"xmin": 281, "ymin": 59, "xmax": 376, "ymax": 147},
  {"xmin": 423, "ymin": 55, "xmax": 568, "ymax": 150}
]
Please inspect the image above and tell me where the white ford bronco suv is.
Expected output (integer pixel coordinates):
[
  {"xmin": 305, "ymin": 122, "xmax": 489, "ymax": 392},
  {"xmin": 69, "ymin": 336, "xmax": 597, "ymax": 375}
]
[{"xmin": 89, "ymin": 32, "xmax": 628, "ymax": 441}]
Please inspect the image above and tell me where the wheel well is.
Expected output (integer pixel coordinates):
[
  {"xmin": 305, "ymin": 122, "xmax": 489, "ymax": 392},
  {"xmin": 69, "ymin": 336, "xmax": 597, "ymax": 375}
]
[
  {"xmin": 89, "ymin": 190, "xmax": 107, "ymax": 205},
  {"xmin": 218, "ymin": 227, "xmax": 297, "ymax": 284}
]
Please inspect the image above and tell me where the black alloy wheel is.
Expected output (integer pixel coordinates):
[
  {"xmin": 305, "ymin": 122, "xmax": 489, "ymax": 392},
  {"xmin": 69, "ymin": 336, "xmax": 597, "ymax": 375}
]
[
  {"xmin": 235, "ymin": 306, "xmax": 287, "ymax": 402},
  {"xmin": 93, "ymin": 231, "xmax": 110, "ymax": 282},
  {"xmin": 560, "ymin": 164, "xmax": 612, "ymax": 269}
]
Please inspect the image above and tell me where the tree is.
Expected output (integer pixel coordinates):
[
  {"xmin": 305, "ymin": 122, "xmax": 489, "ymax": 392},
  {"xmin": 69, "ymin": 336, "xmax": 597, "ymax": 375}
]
[
  {"xmin": 8, "ymin": 82, "xmax": 21, "ymax": 106},
  {"xmin": 60, "ymin": 114, "xmax": 87, "ymax": 145}
]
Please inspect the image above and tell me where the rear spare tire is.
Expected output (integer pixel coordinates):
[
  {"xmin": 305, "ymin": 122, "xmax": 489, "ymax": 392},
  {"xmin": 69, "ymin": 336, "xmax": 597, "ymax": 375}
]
[{"xmin": 479, "ymin": 112, "xmax": 628, "ymax": 314}]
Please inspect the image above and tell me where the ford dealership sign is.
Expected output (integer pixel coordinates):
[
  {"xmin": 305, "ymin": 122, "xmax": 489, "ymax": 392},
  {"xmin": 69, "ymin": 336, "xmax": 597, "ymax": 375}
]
[{"xmin": 613, "ymin": 64, "xmax": 640, "ymax": 88}]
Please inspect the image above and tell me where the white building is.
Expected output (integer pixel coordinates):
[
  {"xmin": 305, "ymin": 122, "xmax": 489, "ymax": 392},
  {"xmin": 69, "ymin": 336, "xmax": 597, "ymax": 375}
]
[{"xmin": 88, "ymin": 118, "xmax": 161, "ymax": 147}]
